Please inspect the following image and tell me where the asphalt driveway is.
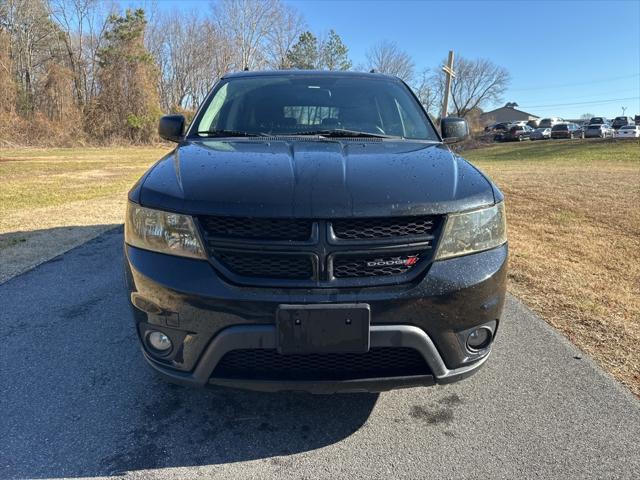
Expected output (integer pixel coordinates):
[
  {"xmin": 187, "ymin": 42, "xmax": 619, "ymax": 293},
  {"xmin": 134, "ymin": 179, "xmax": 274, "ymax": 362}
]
[{"xmin": 1, "ymin": 227, "xmax": 639, "ymax": 479}]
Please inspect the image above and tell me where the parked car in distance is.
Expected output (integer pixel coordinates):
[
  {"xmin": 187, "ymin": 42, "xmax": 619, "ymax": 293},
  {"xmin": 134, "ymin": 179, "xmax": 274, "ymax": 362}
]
[
  {"xmin": 551, "ymin": 123, "xmax": 584, "ymax": 139},
  {"xmin": 530, "ymin": 127, "xmax": 551, "ymax": 140},
  {"xmin": 612, "ymin": 116, "xmax": 634, "ymax": 130},
  {"xmin": 490, "ymin": 122, "xmax": 514, "ymax": 141},
  {"xmin": 485, "ymin": 122, "xmax": 511, "ymax": 133},
  {"xmin": 501, "ymin": 124, "xmax": 534, "ymax": 141},
  {"xmin": 588, "ymin": 116, "xmax": 608, "ymax": 125},
  {"xmin": 614, "ymin": 124, "xmax": 640, "ymax": 138},
  {"xmin": 584, "ymin": 123, "xmax": 613, "ymax": 138},
  {"xmin": 538, "ymin": 117, "xmax": 563, "ymax": 128},
  {"xmin": 526, "ymin": 119, "xmax": 540, "ymax": 129},
  {"xmin": 124, "ymin": 70, "xmax": 508, "ymax": 393},
  {"xmin": 635, "ymin": 115, "xmax": 640, "ymax": 125}
]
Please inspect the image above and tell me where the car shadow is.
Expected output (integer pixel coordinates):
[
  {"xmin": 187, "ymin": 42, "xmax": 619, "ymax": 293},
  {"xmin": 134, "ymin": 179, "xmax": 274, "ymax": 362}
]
[
  {"xmin": 0, "ymin": 227, "xmax": 378, "ymax": 479},
  {"xmin": 0, "ymin": 224, "xmax": 121, "ymax": 284},
  {"xmin": 101, "ymin": 381, "xmax": 379, "ymax": 476}
]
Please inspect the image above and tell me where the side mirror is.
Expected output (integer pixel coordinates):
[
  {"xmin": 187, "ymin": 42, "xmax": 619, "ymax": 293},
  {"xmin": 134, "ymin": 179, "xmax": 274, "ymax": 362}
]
[
  {"xmin": 441, "ymin": 117, "xmax": 469, "ymax": 144},
  {"xmin": 158, "ymin": 115, "xmax": 185, "ymax": 143}
]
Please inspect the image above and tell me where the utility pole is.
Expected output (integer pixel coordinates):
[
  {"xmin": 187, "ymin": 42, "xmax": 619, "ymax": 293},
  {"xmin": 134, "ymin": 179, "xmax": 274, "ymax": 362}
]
[
  {"xmin": 622, "ymin": 106, "xmax": 627, "ymax": 116},
  {"xmin": 441, "ymin": 50, "xmax": 456, "ymax": 120}
]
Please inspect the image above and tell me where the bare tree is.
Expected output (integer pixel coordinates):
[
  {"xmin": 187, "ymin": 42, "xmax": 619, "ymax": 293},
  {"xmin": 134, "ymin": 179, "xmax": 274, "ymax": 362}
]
[
  {"xmin": 147, "ymin": 9, "xmax": 235, "ymax": 111},
  {"xmin": 1, "ymin": 0, "xmax": 58, "ymax": 113},
  {"xmin": 434, "ymin": 55, "xmax": 510, "ymax": 118},
  {"xmin": 0, "ymin": 28, "xmax": 16, "ymax": 113},
  {"xmin": 47, "ymin": 0, "xmax": 112, "ymax": 107},
  {"xmin": 213, "ymin": 0, "xmax": 281, "ymax": 71},
  {"xmin": 148, "ymin": 11, "xmax": 206, "ymax": 110},
  {"xmin": 365, "ymin": 40, "xmax": 414, "ymax": 82},
  {"xmin": 412, "ymin": 68, "xmax": 438, "ymax": 118},
  {"xmin": 265, "ymin": 3, "xmax": 305, "ymax": 69}
]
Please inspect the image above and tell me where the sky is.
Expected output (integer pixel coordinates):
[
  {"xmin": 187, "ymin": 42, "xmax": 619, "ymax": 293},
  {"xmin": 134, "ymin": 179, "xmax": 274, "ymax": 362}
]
[{"xmin": 132, "ymin": 0, "xmax": 640, "ymax": 119}]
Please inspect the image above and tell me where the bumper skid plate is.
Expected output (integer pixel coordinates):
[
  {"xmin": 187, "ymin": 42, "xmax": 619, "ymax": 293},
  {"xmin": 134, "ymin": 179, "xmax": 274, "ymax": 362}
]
[{"xmin": 143, "ymin": 324, "xmax": 490, "ymax": 393}]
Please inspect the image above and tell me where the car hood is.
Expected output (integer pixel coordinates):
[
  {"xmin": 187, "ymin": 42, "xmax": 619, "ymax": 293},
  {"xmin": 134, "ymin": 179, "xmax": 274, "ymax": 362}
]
[{"xmin": 136, "ymin": 139, "xmax": 495, "ymax": 218}]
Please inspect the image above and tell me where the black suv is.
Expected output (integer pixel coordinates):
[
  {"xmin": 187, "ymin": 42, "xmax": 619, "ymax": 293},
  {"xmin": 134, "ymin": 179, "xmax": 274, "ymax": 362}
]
[
  {"xmin": 499, "ymin": 124, "xmax": 534, "ymax": 142},
  {"xmin": 612, "ymin": 116, "xmax": 634, "ymax": 130},
  {"xmin": 124, "ymin": 71, "xmax": 507, "ymax": 393},
  {"xmin": 550, "ymin": 123, "xmax": 583, "ymax": 139}
]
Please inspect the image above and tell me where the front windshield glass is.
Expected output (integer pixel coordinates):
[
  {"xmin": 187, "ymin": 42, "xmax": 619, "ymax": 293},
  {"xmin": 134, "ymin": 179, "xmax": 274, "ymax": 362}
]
[{"xmin": 190, "ymin": 75, "xmax": 438, "ymax": 140}]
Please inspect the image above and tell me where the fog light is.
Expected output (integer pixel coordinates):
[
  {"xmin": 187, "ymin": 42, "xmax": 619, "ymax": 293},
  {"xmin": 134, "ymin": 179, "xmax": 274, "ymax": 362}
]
[
  {"xmin": 147, "ymin": 331, "xmax": 172, "ymax": 352},
  {"xmin": 466, "ymin": 327, "xmax": 492, "ymax": 351}
]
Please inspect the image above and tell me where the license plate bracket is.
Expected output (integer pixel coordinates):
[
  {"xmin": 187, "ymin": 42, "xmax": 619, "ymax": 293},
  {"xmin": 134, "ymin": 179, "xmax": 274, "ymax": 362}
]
[{"xmin": 276, "ymin": 304, "xmax": 370, "ymax": 355}]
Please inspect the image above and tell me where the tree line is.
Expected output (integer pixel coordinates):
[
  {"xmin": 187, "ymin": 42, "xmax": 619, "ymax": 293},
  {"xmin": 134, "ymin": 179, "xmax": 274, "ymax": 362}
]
[{"xmin": 0, "ymin": 0, "xmax": 510, "ymax": 146}]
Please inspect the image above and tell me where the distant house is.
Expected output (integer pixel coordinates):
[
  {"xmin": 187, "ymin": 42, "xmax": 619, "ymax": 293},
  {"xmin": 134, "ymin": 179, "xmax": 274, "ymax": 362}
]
[{"xmin": 480, "ymin": 103, "xmax": 539, "ymax": 125}]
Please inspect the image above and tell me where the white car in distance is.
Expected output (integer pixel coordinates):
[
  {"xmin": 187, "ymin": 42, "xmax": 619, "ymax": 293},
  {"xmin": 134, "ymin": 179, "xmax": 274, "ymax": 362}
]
[{"xmin": 614, "ymin": 125, "xmax": 640, "ymax": 138}]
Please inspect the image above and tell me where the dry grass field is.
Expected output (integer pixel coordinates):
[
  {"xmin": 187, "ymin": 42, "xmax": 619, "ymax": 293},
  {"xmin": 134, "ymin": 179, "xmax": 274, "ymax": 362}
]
[
  {"xmin": 466, "ymin": 139, "xmax": 640, "ymax": 396},
  {"xmin": 0, "ymin": 147, "xmax": 169, "ymax": 281},
  {"xmin": 1, "ymin": 139, "xmax": 638, "ymax": 394}
]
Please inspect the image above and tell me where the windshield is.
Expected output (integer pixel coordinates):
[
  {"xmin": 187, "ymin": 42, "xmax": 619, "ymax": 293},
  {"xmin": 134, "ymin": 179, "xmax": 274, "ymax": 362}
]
[
  {"xmin": 552, "ymin": 124, "xmax": 568, "ymax": 131},
  {"xmin": 190, "ymin": 75, "xmax": 438, "ymax": 140}
]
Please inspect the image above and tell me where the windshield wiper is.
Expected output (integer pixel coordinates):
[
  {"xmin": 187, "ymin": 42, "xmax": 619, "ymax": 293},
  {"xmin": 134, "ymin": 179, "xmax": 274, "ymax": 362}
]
[
  {"xmin": 196, "ymin": 129, "xmax": 267, "ymax": 137},
  {"xmin": 294, "ymin": 129, "xmax": 395, "ymax": 139}
]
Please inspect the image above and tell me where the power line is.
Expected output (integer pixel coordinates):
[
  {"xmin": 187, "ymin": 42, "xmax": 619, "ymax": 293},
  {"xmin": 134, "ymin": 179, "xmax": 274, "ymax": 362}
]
[
  {"xmin": 519, "ymin": 96, "xmax": 640, "ymax": 109},
  {"xmin": 509, "ymin": 73, "xmax": 640, "ymax": 92}
]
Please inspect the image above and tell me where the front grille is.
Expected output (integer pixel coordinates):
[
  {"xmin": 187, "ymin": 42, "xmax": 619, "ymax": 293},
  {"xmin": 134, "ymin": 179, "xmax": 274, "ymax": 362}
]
[
  {"xmin": 212, "ymin": 347, "xmax": 431, "ymax": 381},
  {"xmin": 333, "ymin": 252, "xmax": 424, "ymax": 278},
  {"xmin": 331, "ymin": 216, "xmax": 437, "ymax": 240},
  {"xmin": 217, "ymin": 251, "xmax": 314, "ymax": 280},
  {"xmin": 198, "ymin": 216, "xmax": 442, "ymax": 286},
  {"xmin": 199, "ymin": 216, "xmax": 312, "ymax": 241}
]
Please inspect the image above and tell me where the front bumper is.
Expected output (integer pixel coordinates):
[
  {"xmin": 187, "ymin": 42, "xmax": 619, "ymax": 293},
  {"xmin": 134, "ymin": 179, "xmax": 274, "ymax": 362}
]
[
  {"xmin": 125, "ymin": 243, "xmax": 508, "ymax": 392},
  {"xmin": 141, "ymin": 324, "xmax": 492, "ymax": 393}
]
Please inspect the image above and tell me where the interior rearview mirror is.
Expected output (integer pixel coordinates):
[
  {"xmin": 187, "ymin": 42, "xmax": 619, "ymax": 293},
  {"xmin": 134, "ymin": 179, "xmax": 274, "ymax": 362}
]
[
  {"xmin": 158, "ymin": 115, "xmax": 185, "ymax": 143},
  {"xmin": 441, "ymin": 117, "xmax": 469, "ymax": 144}
]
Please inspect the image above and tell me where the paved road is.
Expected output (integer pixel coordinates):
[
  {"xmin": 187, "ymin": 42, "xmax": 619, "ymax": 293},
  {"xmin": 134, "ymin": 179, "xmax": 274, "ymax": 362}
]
[{"xmin": 1, "ymin": 227, "xmax": 639, "ymax": 480}]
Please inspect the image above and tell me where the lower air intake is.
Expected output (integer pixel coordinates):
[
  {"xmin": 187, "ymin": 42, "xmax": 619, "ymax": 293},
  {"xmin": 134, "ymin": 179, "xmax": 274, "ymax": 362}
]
[{"xmin": 212, "ymin": 347, "xmax": 431, "ymax": 381}]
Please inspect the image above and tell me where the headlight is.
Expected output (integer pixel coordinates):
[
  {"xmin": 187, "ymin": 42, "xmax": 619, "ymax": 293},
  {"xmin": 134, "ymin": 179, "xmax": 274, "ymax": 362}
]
[
  {"xmin": 435, "ymin": 202, "xmax": 507, "ymax": 260},
  {"xmin": 125, "ymin": 202, "xmax": 206, "ymax": 259}
]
